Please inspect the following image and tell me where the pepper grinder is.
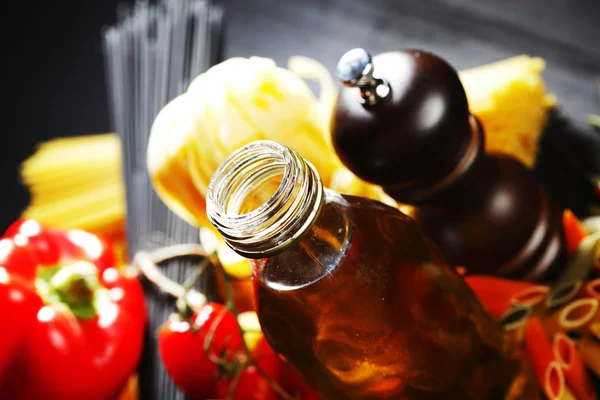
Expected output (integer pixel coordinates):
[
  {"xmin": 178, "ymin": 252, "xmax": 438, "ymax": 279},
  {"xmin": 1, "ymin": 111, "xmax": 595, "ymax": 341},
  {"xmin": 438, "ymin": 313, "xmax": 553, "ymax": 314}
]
[{"xmin": 332, "ymin": 48, "xmax": 565, "ymax": 282}]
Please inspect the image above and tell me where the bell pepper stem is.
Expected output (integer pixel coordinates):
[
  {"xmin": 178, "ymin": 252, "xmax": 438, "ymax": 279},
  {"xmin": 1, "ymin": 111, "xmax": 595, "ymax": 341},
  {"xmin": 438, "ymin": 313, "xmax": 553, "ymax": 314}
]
[{"xmin": 43, "ymin": 261, "xmax": 103, "ymax": 319}]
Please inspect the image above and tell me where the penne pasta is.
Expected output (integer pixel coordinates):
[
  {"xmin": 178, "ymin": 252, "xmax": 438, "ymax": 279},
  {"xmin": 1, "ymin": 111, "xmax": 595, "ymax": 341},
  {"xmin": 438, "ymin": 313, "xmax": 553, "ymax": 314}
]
[
  {"xmin": 499, "ymin": 305, "xmax": 532, "ymax": 345},
  {"xmin": 543, "ymin": 298, "xmax": 599, "ymax": 337},
  {"xmin": 524, "ymin": 318, "xmax": 566, "ymax": 400},
  {"xmin": 554, "ymin": 233, "xmax": 600, "ymax": 286},
  {"xmin": 546, "ymin": 281, "xmax": 583, "ymax": 313},
  {"xmin": 504, "ymin": 360, "xmax": 542, "ymax": 400},
  {"xmin": 562, "ymin": 209, "xmax": 588, "ymax": 259},
  {"xmin": 582, "ymin": 216, "xmax": 600, "ymax": 235},
  {"xmin": 579, "ymin": 335, "xmax": 600, "ymax": 377},
  {"xmin": 558, "ymin": 387, "xmax": 577, "ymax": 400},
  {"xmin": 590, "ymin": 322, "xmax": 600, "ymax": 341},
  {"xmin": 544, "ymin": 362, "xmax": 565, "ymax": 400},
  {"xmin": 465, "ymin": 275, "xmax": 546, "ymax": 318},
  {"xmin": 582, "ymin": 279, "xmax": 600, "ymax": 301},
  {"xmin": 511, "ymin": 285, "xmax": 550, "ymax": 316},
  {"xmin": 553, "ymin": 333, "xmax": 597, "ymax": 400}
]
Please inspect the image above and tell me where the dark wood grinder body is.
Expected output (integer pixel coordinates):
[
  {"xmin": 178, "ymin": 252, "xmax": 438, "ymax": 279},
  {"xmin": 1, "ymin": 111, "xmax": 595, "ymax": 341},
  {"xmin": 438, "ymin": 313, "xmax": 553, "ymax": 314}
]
[{"xmin": 332, "ymin": 49, "xmax": 565, "ymax": 282}]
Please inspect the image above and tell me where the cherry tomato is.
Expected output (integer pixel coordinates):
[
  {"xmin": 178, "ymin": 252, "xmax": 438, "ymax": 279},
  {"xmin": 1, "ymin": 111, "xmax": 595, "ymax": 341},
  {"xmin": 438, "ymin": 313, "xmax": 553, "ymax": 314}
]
[
  {"xmin": 158, "ymin": 303, "xmax": 243, "ymax": 400},
  {"xmin": 217, "ymin": 336, "xmax": 283, "ymax": 400}
]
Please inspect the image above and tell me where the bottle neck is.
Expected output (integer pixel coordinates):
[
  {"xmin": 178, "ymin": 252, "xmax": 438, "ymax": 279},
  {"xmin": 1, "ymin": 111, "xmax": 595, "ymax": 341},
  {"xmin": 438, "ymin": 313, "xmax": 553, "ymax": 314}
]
[
  {"xmin": 207, "ymin": 141, "xmax": 324, "ymax": 258},
  {"xmin": 255, "ymin": 188, "xmax": 353, "ymax": 291}
]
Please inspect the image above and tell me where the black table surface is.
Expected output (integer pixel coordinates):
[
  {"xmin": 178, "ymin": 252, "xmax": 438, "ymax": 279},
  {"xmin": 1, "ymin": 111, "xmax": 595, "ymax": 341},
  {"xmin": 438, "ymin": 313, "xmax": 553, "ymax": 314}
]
[{"xmin": 4, "ymin": 0, "xmax": 600, "ymax": 398}]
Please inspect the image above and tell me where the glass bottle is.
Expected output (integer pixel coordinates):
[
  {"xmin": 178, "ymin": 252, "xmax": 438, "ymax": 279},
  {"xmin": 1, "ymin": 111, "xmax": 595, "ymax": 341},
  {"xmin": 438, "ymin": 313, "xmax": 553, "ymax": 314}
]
[{"xmin": 207, "ymin": 140, "xmax": 519, "ymax": 400}]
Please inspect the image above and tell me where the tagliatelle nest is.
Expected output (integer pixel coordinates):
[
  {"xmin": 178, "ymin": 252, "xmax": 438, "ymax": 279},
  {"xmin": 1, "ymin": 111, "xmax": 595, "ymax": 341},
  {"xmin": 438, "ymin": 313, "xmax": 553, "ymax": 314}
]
[{"xmin": 146, "ymin": 56, "xmax": 396, "ymax": 231}]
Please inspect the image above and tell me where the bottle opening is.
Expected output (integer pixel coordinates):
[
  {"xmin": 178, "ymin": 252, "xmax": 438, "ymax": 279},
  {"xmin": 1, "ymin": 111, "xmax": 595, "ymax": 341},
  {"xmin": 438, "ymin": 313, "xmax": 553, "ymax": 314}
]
[
  {"xmin": 207, "ymin": 140, "xmax": 323, "ymax": 258},
  {"xmin": 223, "ymin": 156, "xmax": 285, "ymax": 216}
]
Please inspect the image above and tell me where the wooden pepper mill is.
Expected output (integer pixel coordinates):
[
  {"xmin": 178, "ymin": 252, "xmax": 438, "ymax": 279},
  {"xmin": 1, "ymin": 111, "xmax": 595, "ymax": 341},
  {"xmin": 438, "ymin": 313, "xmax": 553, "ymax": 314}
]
[{"xmin": 331, "ymin": 48, "xmax": 566, "ymax": 282}]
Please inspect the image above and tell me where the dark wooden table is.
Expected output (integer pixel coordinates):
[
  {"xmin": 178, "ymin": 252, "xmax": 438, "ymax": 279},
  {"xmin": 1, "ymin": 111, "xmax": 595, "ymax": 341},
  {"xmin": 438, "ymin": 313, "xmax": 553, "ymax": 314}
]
[{"xmin": 5, "ymin": 0, "xmax": 600, "ymax": 398}]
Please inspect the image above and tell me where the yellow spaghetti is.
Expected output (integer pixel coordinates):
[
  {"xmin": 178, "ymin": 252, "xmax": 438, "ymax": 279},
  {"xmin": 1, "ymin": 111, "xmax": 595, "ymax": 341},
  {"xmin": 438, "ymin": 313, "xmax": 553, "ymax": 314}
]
[{"xmin": 20, "ymin": 133, "xmax": 126, "ymax": 243}]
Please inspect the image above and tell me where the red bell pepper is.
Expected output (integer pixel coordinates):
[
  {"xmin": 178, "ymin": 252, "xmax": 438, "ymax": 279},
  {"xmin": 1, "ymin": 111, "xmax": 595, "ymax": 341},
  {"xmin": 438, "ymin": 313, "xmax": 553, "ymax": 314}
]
[{"xmin": 0, "ymin": 219, "xmax": 146, "ymax": 400}]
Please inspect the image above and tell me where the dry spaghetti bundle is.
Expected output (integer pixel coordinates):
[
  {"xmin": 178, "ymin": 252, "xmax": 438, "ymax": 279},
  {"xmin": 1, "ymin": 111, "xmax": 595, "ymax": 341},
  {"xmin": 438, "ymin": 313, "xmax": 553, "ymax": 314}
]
[
  {"xmin": 21, "ymin": 133, "xmax": 126, "ymax": 242},
  {"xmin": 102, "ymin": 1, "xmax": 224, "ymax": 399}
]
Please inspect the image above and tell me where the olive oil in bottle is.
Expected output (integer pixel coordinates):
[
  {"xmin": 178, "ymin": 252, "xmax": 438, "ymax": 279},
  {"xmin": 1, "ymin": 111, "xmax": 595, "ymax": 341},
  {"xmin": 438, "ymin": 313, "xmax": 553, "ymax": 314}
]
[{"xmin": 207, "ymin": 140, "xmax": 519, "ymax": 399}]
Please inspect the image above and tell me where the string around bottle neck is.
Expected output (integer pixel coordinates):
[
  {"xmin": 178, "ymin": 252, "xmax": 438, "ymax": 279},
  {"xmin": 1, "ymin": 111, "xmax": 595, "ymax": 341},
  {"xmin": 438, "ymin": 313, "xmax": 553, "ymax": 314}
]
[{"xmin": 207, "ymin": 140, "xmax": 323, "ymax": 258}]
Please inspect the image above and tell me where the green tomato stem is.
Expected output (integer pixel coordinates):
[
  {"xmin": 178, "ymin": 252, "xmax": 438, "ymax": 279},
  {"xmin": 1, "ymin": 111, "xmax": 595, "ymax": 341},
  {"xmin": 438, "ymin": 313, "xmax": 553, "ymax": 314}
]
[{"xmin": 216, "ymin": 259, "xmax": 294, "ymax": 400}]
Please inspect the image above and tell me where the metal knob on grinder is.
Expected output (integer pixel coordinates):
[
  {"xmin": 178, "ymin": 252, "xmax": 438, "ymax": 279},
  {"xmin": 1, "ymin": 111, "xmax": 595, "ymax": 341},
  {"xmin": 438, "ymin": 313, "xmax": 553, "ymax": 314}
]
[
  {"xmin": 331, "ymin": 48, "xmax": 566, "ymax": 282},
  {"xmin": 336, "ymin": 48, "xmax": 390, "ymax": 106}
]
